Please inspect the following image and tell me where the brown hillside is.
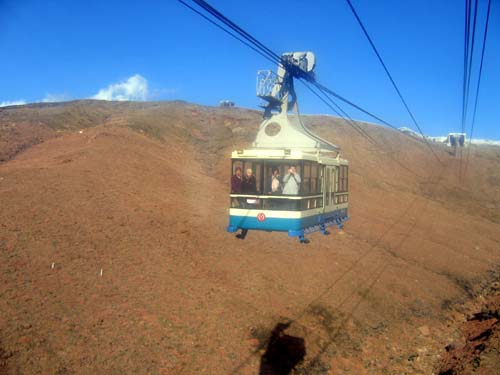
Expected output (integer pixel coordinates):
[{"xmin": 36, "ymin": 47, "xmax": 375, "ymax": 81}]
[{"xmin": 0, "ymin": 100, "xmax": 499, "ymax": 374}]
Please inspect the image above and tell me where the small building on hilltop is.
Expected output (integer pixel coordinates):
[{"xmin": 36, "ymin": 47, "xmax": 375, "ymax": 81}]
[{"xmin": 219, "ymin": 100, "xmax": 235, "ymax": 107}]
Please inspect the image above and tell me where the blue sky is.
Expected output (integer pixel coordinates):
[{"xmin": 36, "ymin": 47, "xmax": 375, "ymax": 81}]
[{"xmin": 0, "ymin": 0, "xmax": 498, "ymax": 139}]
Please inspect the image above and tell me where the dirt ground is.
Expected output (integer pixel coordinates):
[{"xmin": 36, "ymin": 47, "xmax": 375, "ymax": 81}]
[{"xmin": 1, "ymin": 101, "xmax": 499, "ymax": 374}]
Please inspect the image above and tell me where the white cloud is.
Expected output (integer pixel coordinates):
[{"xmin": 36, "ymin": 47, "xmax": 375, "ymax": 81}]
[
  {"xmin": 0, "ymin": 100, "xmax": 26, "ymax": 107},
  {"xmin": 42, "ymin": 93, "xmax": 71, "ymax": 103},
  {"xmin": 92, "ymin": 74, "xmax": 149, "ymax": 101}
]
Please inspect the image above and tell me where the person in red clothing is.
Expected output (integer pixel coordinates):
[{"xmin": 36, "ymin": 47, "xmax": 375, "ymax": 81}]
[
  {"xmin": 230, "ymin": 166, "xmax": 244, "ymax": 211},
  {"xmin": 230, "ymin": 166, "xmax": 247, "ymax": 239},
  {"xmin": 235, "ymin": 168, "xmax": 258, "ymax": 240},
  {"xmin": 231, "ymin": 166, "xmax": 243, "ymax": 193}
]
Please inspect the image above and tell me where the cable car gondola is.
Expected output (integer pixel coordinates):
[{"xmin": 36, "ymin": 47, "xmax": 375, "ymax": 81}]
[{"xmin": 227, "ymin": 52, "xmax": 349, "ymax": 243}]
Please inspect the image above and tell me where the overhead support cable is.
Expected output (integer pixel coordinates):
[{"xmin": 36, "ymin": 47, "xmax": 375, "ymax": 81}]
[
  {"xmin": 300, "ymin": 81, "xmax": 425, "ymax": 179},
  {"xmin": 459, "ymin": 0, "xmax": 473, "ymax": 179},
  {"xmin": 177, "ymin": 0, "xmax": 439, "ymax": 175},
  {"xmin": 463, "ymin": 0, "xmax": 492, "ymax": 179},
  {"xmin": 465, "ymin": 0, "xmax": 479, "ymax": 117},
  {"xmin": 344, "ymin": 0, "xmax": 443, "ymax": 165},
  {"xmin": 177, "ymin": 0, "xmax": 281, "ymax": 66},
  {"xmin": 191, "ymin": 0, "xmax": 282, "ymax": 63}
]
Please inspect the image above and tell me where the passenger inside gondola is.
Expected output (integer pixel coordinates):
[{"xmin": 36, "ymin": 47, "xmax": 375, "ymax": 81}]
[
  {"xmin": 270, "ymin": 167, "xmax": 282, "ymax": 194},
  {"xmin": 231, "ymin": 166, "xmax": 243, "ymax": 194},
  {"xmin": 282, "ymin": 165, "xmax": 301, "ymax": 210},
  {"xmin": 283, "ymin": 165, "xmax": 301, "ymax": 195},
  {"xmin": 242, "ymin": 168, "xmax": 259, "ymax": 209},
  {"xmin": 231, "ymin": 166, "xmax": 243, "ymax": 208},
  {"xmin": 242, "ymin": 168, "xmax": 257, "ymax": 194}
]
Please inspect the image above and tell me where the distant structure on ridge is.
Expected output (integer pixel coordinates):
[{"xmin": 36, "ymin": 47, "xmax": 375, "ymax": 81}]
[
  {"xmin": 446, "ymin": 133, "xmax": 466, "ymax": 148},
  {"xmin": 446, "ymin": 132, "xmax": 466, "ymax": 156},
  {"xmin": 219, "ymin": 100, "xmax": 235, "ymax": 107}
]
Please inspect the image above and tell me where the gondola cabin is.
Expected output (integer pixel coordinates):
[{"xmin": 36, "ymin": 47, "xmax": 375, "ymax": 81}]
[
  {"xmin": 228, "ymin": 149, "xmax": 349, "ymax": 242},
  {"xmin": 227, "ymin": 52, "xmax": 349, "ymax": 243}
]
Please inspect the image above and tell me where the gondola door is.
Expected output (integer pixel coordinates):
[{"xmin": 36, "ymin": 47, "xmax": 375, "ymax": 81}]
[{"xmin": 323, "ymin": 165, "xmax": 335, "ymax": 213}]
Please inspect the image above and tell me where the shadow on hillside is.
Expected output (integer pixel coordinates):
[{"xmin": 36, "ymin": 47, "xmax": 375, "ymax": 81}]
[
  {"xmin": 0, "ymin": 341, "xmax": 10, "ymax": 375},
  {"xmin": 259, "ymin": 322, "xmax": 306, "ymax": 375}
]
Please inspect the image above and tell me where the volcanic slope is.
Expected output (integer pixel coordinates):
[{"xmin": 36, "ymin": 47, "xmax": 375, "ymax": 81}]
[{"xmin": 1, "ymin": 100, "xmax": 499, "ymax": 375}]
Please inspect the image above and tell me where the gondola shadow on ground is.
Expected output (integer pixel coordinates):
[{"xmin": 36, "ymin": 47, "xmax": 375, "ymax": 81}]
[{"xmin": 259, "ymin": 322, "xmax": 306, "ymax": 375}]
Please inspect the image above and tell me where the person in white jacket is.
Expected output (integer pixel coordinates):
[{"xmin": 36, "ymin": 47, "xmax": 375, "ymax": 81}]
[{"xmin": 282, "ymin": 166, "xmax": 301, "ymax": 195}]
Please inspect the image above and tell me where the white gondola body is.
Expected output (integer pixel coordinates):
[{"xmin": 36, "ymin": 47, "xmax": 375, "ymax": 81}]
[{"xmin": 227, "ymin": 52, "xmax": 349, "ymax": 240}]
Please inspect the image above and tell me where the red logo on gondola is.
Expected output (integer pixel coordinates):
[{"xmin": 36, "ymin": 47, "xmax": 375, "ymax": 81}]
[{"xmin": 257, "ymin": 213, "xmax": 266, "ymax": 222}]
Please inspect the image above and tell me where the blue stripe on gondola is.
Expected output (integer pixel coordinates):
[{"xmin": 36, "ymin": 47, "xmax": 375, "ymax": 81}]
[{"xmin": 227, "ymin": 208, "xmax": 348, "ymax": 236}]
